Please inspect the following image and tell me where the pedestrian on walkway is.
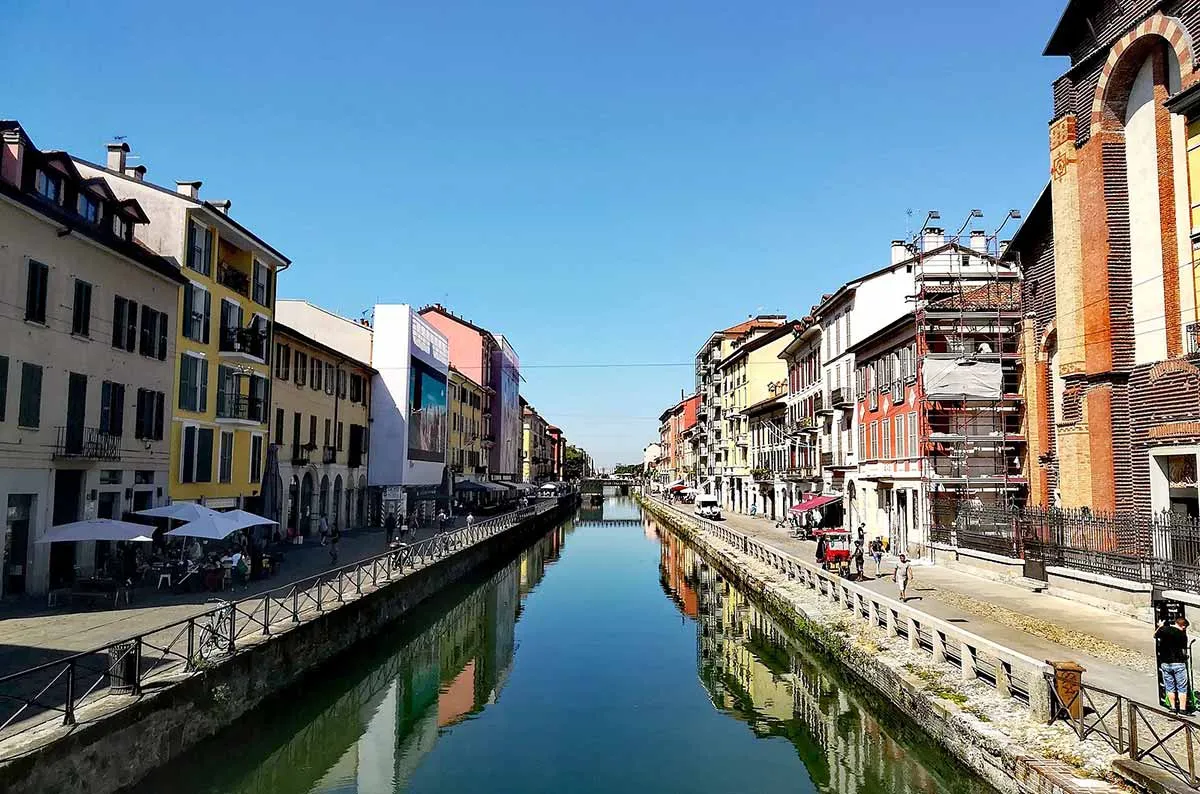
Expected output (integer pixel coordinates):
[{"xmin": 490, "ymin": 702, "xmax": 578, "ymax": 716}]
[
  {"xmin": 852, "ymin": 540, "xmax": 865, "ymax": 581},
  {"xmin": 893, "ymin": 553, "xmax": 913, "ymax": 601},
  {"xmin": 328, "ymin": 525, "xmax": 341, "ymax": 566},
  {"xmin": 467, "ymin": 513, "xmax": 474, "ymax": 528},
  {"xmin": 1156, "ymin": 616, "xmax": 1194, "ymax": 714},
  {"xmin": 437, "ymin": 510, "xmax": 447, "ymax": 532},
  {"xmin": 319, "ymin": 515, "xmax": 330, "ymax": 546},
  {"xmin": 869, "ymin": 538, "xmax": 884, "ymax": 576}
]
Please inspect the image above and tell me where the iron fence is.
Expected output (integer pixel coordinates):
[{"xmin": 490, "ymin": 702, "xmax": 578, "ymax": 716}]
[
  {"xmin": 0, "ymin": 495, "xmax": 570, "ymax": 758},
  {"xmin": 934, "ymin": 505, "xmax": 1200, "ymax": 590},
  {"xmin": 1049, "ymin": 677, "xmax": 1200, "ymax": 788}
]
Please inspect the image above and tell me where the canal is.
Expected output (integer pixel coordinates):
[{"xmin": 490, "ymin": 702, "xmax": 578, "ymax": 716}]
[{"xmin": 130, "ymin": 497, "xmax": 992, "ymax": 794}]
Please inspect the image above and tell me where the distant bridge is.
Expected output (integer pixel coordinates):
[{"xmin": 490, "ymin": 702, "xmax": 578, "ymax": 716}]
[
  {"xmin": 580, "ymin": 478, "xmax": 640, "ymax": 494},
  {"xmin": 573, "ymin": 519, "xmax": 644, "ymax": 528}
]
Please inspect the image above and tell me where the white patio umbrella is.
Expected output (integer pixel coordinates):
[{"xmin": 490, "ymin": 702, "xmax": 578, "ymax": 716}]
[
  {"xmin": 135, "ymin": 503, "xmax": 229, "ymax": 523},
  {"xmin": 37, "ymin": 519, "xmax": 155, "ymax": 544},
  {"xmin": 219, "ymin": 509, "xmax": 279, "ymax": 530},
  {"xmin": 165, "ymin": 513, "xmax": 243, "ymax": 541}
]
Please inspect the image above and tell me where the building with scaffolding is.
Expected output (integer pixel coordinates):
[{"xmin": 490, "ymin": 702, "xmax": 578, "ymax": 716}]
[{"xmin": 838, "ymin": 224, "xmax": 1023, "ymax": 555}]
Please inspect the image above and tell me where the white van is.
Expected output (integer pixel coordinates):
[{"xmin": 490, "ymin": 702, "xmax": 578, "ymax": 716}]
[{"xmin": 694, "ymin": 495, "xmax": 722, "ymax": 520}]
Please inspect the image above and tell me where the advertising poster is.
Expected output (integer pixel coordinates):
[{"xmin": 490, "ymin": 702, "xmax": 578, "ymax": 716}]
[{"xmin": 409, "ymin": 356, "xmax": 448, "ymax": 462}]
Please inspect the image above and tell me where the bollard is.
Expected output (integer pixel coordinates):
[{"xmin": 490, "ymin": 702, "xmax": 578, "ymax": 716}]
[{"xmin": 1048, "ymin": 660, "xmax": 1086, "ymax": 721}]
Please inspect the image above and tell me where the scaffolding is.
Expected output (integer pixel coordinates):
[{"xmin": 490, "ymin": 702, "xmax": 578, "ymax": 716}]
[{"xmin": 911, "ymin": 213, "xmax": 1027, "ymax": 541}]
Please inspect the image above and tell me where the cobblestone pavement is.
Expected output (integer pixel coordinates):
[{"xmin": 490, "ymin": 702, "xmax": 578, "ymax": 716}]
[
  {"xmin": 706, "ymin": 507, "xmax": 1160, "ymax": 703},
  {"xmin": 0, "ymin": 517, "xmax": 478, "ymax": 677}
]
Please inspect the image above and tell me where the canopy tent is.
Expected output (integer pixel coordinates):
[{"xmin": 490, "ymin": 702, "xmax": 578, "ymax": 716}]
[
  {"xmin": 219, "ymin": 509, "xmax": 278, "ymax": 530},
  {"xmin": 789, "ymin": 494, "xmax": 841, "ymax": 515},
  {"xmin": 455, "ymin": 480, "xmax": 491, "ymax": 493},
  {"xmin": 165, "ymin": 513, "xmax": 242, "ymax": 540},
  {"xmin": 539, "ymin": 483, "xmax": 559, "ymax": 492},
  {"xmin": 37, "ymin": 519, "xmax": 155, "ymax": 544}
]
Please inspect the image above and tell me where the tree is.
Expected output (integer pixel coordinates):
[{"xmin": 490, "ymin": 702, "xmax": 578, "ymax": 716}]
[{"xmin": 563, "ymin": 445, "xmax": 592, "ymax": 480}]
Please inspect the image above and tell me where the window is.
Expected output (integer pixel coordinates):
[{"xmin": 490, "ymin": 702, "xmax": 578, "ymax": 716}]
[
  {"xmin": 182, "ymin": 283, "xmax": 211, "ymax": 343},
  {"xmin": 67, "ymin": 279, "xmax": 92, "ymax": 337},
  {"xmin": 869, "ymin": 421, "xmax": 878, "ymax": 460},
  {"xmin": 337, "ymin": 369, "xmax": 346, "ymax": 398},
  {"xmin": 250, "ymin": 375, "xmax": 267, "ymax": 422},
  {"xmin": 135, "ymin": 389, "xmax": 165, "ymax": 440},
  {"xmin": 0, "ymin": 355, "xmax": 7, "ymax": 422},
  {"xmin": 34, "ymin": 170, "xmax": 61, "ymax": 203},
  {"xmin": 274, "ymin": 407, "xmax": 284, "ymax": 445},
  {"xmin": 309, "ymin": 415, "xmax": 317, "ymax": 445},
  {"xmin": 909, "ymin": 411, "xmax": 918, "ymax": 457},
  {"xmin": 186, "ymin": 220, "xmax": 213, "ymax": 276},
  {"xmin": 252, "ymin": 261, "xmax": 271, "ymax": 306},
  {"xmin": 351, "ymin": 374, "xmax": 364, "ymax": 403},
  {"xmin": 140, "ymin": 306, "xmax": 169, "ymax": 359},
  {"xmin": 113, "ymin": 214, "xmax": 129, "ymax": 240},
  {"xmin": 250, "ymin": 434, "xmax": 264, "ymax": 482},
  {"xmin": 77, "ymin": 192, "xmax": 100, "ymax": 223},
  {"xmin": 310, "ymin": 357, "xmax": 322, "ymax": 391},
  {"xmin": 219, "ymin": 299, "xmax": 243, "ymax": 353},
  {"xmin": 881, "ymin": 418, "xmax": 890, "ymax": 460},
  {"xmin": 325, "ymin": 363, "xmax": 335, "ymax": 395},
  {"xmin": 178, "ymin": 354, "xmax": 208, "ymax": 413},
  {"xmin": 25, "ymin": 260, "xmax": 48, "ymax": 324},
  {"xmin": 18, "ymin": 363, "xmax": 42, "ymax": 428},
  {"xmin": 275, "ymin": 343, "xmax": 291, "ymax": 380},
  {"xmin": 218, "ymin": 431, "xmax": 234, "ymax": 483},
  {"xmin": 135, "ymin": 470, "xmax": 154, "ymax": 485},
  {"xmin": 216, "ymin": 365, "xmax": 239, "ymax": 417},
  {"xmin": 99, "ymin": 381, "xmax": 125, "ymax": 436},
  {"xmin": 294, "ymin": 351, "xmax": 307, "ymax": 386},
  {"xmin": 324, "ymin": 418, "xmax": 331, "ymax": 447},
  {"xmin": 112, "ymin": 296, "xmax": 138, "ymax": 351},
  {"xmin": 181, "ymin": 426, "xmax": 215, "ymax": 483},
  {"xmin": 99, "ymin": 470, "xmax": 123, "ymax": 485},
  {"xmin": 337, "ymin": 421, "xmax": 344, "ymax": 450}
]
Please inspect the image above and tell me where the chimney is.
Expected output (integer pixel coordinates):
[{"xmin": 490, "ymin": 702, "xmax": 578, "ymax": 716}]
[
  {"xmin": 209, "ymin": 199, "xmax": 231, "ymax": 214},
  {"xmin": 106, "ymin": 141, "xmax": 129, "ymax": 172},
  {"xmin": 1, "ymin": 127, "xmax": 26, "ymax": 187},
  {"xmin": 969, "ymin": 230, "xmax": 988, "ymax": 254},
  {"xmin": 890, "ymin": 240, "xmax": 909, "ymax": 265},
  {"xmin": 124, "ymin": 164, "xmax": 146, "ymax": 181},
  {"xmin": 176, "ymin": 180, "xmax": 202, "ymax": 199},
  {"xmin": 921, "ymin": 226, "xmax": 944, "ymax": 252}
]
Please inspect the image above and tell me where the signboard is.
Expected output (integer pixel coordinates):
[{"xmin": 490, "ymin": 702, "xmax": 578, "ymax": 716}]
[{"xmin": 383, "ymin": 486, "xmax": 403, "ymax": 501}]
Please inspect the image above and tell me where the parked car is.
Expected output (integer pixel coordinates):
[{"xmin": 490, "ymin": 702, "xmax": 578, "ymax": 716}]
[{"xmin": 694, "ymin": 495, "xmax": 722, "ymax": 520}]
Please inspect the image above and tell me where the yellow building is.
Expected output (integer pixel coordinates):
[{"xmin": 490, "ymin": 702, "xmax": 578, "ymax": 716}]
[
  {"xmin": 449, "ymin": 366, "xmax": 489, "ymax": 501},
  {"xmin": 521, "ymin": 398, "xmax": 551, "ymax": 483},
  {"xmin": 273, "ymin": 321, "xmax": 372, "ymax": 534},
  {"xmin": 718, "ymin": 322, "xmax": 796, "ymax": 514},
  {"xmin": 75, "ymin": 145, "xmax": 290, "ymax": 508}
]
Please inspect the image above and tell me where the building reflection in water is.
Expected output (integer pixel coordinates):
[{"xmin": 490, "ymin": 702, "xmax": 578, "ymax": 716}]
[
  {"xmin": 657, "ymin": 529, "xmax": 989, "ymax": 794},
  {"xmin": 148, "ymin": 526, "xmax": 566, "ymax": 794}
]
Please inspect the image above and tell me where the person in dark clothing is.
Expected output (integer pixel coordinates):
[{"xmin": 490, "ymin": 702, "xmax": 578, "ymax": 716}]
[
  {"xmin": 852, "ymin": 540, "xmax": 865, "ymax": 581},
  {"xmin": 1156, "ymin": 616, "xmax": 1193, "ymax": 714}
]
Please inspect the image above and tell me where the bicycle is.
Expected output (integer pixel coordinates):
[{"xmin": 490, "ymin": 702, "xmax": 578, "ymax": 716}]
[{"xmin": 196, "ymin": 599, "xmax": 234, "ymax": 662}]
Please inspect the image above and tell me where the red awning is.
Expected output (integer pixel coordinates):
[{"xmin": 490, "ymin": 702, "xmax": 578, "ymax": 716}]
[
  {"xmin": 669, "ymin": 484, "xmax": 687, "ymax": 492},
  {"xmin": 789, "ymin": 495, "xmax": 840, "ymax": 514}
]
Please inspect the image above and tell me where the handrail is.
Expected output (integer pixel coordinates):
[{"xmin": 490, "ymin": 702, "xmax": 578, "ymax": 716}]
[
  {"xmin": 644, "ymin": 495, "xmax": 1053, "ymax": 717},
  {"xmin": 0, "ymin": 493, "xmax": 573, "ymax": 756}
]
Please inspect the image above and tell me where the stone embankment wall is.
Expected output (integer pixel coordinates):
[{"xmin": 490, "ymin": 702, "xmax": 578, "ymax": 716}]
[
  {"xmin": 639, "ymin": 497, "xmax": 1126, "ymax": 794},
  {"xmin": 0, "ymin": 499, "xmax": 576, "ymax": 794}
]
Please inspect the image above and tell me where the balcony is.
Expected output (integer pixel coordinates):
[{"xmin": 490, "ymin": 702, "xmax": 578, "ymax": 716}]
[
  {"xmin": 53, "ymin": 426, "xmax": 121, "ymax": 461},
  {"xmin": 784, "ymin": 466, "xmax": 818, "ymax": 480},
  {"xmin": 291, "ymin": 444, "xmax": 313, "ymax": 466},
  {"xmin": 831, "ymin": 387, "xmax": 852, "ymax": 408},
  {"xmin": 215, "ymin": 393, "xmax": 265, "ymax": 425},
  {"xmin": 216, "ymin": 262, "xmax": 250, "ymax": 297},
  {"xmin": 816, "ymin": 393, "xmax": 833, "ymax": 415},
  {"xmin": 322, "ymin": 446, "xmax": 337, "ymax": 465},
  {"xmin": 735, "ymin": 434, "xmax": 748, "ymax": 447},
  {"xmin": 1189, "ymin": 323, "xmax": 1200, "ymax": 358},
  {"xmin": 219, "ymin": 326, "xmax": 267, "ymax": 363}
]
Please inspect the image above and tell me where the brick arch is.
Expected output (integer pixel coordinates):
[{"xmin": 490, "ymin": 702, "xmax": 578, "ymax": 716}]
[
  {"xmin": 1037, "ymin": 322, "xmax": 1057, "ymax": 363},
  {"xmin": 1091, "ymin": 12, "xmax": 1195, "ymax": 135}
]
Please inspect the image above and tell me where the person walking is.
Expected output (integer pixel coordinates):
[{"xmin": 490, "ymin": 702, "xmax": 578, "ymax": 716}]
[
  {"xmin": 852, "ymin": 540, "xmax": 865, "ymax": 581},
  {"xmin": 869, "ymin": 537, "xmax": 884, "ymax": 576},
  {"xmin": 328, "ymin": 525, "xmax": 341, "ymax": 566},
  {"xmin": 466, "ymin": 513, "xmax": 474, "ymax": 529},
  {"xmin": 437, "ymin": 510, "xmax": 448, "ymax": 532},
  {"xmin": 893, "ymin": 553, "xmax": 913, "ymax": 601},
  {"xmin": 1156, "ymin": 616, "xmax": 1193, "ymax": 714},
  {"xmin": 319, "ymin": 515, "xmax": 330, "ymax": 546}
]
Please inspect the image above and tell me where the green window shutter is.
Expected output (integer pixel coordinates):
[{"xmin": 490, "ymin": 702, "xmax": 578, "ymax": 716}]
[
  {"xmin": 154, "ymin": 392, "xmax": 165, "ymax": 440},
  {"xmin": 199, "ymin": 360, "xmax": 209, "ymax": 413},
  {"xmin": 196, "ymin": 428, "xmax": 214, "ymax": 483},
  {"xmin": 19, "ymin": 363, "xmax": 42, "ymax": 428},
  {"xmin": 182, "ymin": 426, "xmax": 196, "ymax": 482},
  {"xmin": 0, "ymin": 355, "xmax": 7, "ymax": 422},
  {"xmin": 179, "ymin": 356, "xmax": 194, "ymax": 411},
  {"xmin": 113, "ymin": 297, "xmax": 125, "ymax": 348}
]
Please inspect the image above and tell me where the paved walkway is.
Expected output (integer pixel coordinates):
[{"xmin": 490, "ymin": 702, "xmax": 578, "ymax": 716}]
[
  {"xmin": 703, "ymin": 507, "xmax": 1161, "ymax": 704},
  {"xmin": 0, "ymin": 518, "xmax": 475, "ymax": 677}
]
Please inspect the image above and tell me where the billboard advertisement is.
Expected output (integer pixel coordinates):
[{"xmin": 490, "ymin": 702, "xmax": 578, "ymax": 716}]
[{"xmin": 408, "ymin": 356, "xmax": 447, "ymax": 462}]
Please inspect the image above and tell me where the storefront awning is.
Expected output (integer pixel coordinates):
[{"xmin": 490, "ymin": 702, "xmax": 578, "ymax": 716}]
[
  {"xmin": 790, "ymin": 494, "xmax": 841, "ymax": 514},
  {"xmin": 455, "ymin": 480, "xmax": 491, "ymax": 493}
]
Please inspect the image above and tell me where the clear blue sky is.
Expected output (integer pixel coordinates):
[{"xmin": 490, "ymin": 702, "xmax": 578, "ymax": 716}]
[{"xmin": 6, "ymin": 0, "xmax": 1065, "ymax": 468}]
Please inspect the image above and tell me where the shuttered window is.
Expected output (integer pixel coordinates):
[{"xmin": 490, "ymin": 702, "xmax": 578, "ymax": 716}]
[
  {"xmin": 0, "ymin": 355, "xmax": 7, "ymax": 422},
  {"xmin": 182, "ymin": 426, "xmax": 196, "ymax": 483},
  {"xmin": 25, "ymin": 261, "xmax": 48, "ymax": 323},
  {"xmin": 18, "ymin": 363, "xmax": 42, "ymax": 428},
  {"xmin": 99, "ymin": 381, "xmax": 125, "ymax": 436},
  {"xmin": 72, "ymin": 280, "xmax": 92, "ymax": 336},
  {"xmin": 196, "ymin": 428, "xmax": 214, "ymax": 483}
]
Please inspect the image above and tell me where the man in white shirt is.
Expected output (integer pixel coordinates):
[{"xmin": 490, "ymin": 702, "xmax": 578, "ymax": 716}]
[{"xmin": 893, "ymin": 554, "xmax": 914, "ymax": 601}]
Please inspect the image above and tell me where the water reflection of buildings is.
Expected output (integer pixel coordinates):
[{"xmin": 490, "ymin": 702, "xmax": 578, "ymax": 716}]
[
  {"xmin": 658, "ymin": 525, "xmax": 956, "ymax": 794},
  {"xmin": 223, "ymin": 527, "xmax": 565, "ymax": 794}
]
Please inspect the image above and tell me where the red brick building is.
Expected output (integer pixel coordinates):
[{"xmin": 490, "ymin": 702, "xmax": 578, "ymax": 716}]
[{"xmin": 1008, "ymin": 1, "xmax": 1200, "ymax": 516}]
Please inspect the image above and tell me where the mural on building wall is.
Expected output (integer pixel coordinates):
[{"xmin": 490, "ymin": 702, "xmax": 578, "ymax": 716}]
[{"xmin": 409, "ymin": 357, "xmax": 448, "ymax": 462}]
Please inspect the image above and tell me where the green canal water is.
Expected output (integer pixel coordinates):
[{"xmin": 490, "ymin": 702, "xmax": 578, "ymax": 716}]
[{"xmin": 130, "ymin": 497, "xmax": 993, "ymax": 794}]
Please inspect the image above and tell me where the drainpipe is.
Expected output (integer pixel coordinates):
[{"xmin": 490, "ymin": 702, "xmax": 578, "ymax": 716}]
[{"xmin": 262, "ymin": 259, "xmax": 289, "ymax": 513}]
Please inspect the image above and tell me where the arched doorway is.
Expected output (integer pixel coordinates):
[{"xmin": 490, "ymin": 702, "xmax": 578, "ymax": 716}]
[
  {"xmin": 319, "ymin": 475, "xmax": 330, "ymax": 522},
  {"xmin": 333, "ymin": 475, "xmax": 343, "ymax": 530},
  {"xmin": 287, "ymin": 475, "xmax": 300, "ymax": 535},
  {"xmin": 300, "ymin": 472, "xmax": 314, "ymax": 536}
]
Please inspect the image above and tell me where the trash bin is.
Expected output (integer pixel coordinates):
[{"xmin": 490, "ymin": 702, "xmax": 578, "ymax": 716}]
[{"xmin": 108, "ymin": 641, "xmax": 138, "ymax": 695}]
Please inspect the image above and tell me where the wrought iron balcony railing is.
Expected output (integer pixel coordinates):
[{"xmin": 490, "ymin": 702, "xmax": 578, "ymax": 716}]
[
  {"xmin": 219, "ymin": 326, "xmax": 267, "ymax": 360},
  {"xmin": 54, "ymin": 426, "xmax": 121, "ymax": 461},
  {"xmin": 215, "ymin": 393, "xmax": 265, "ymax": 423}
]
